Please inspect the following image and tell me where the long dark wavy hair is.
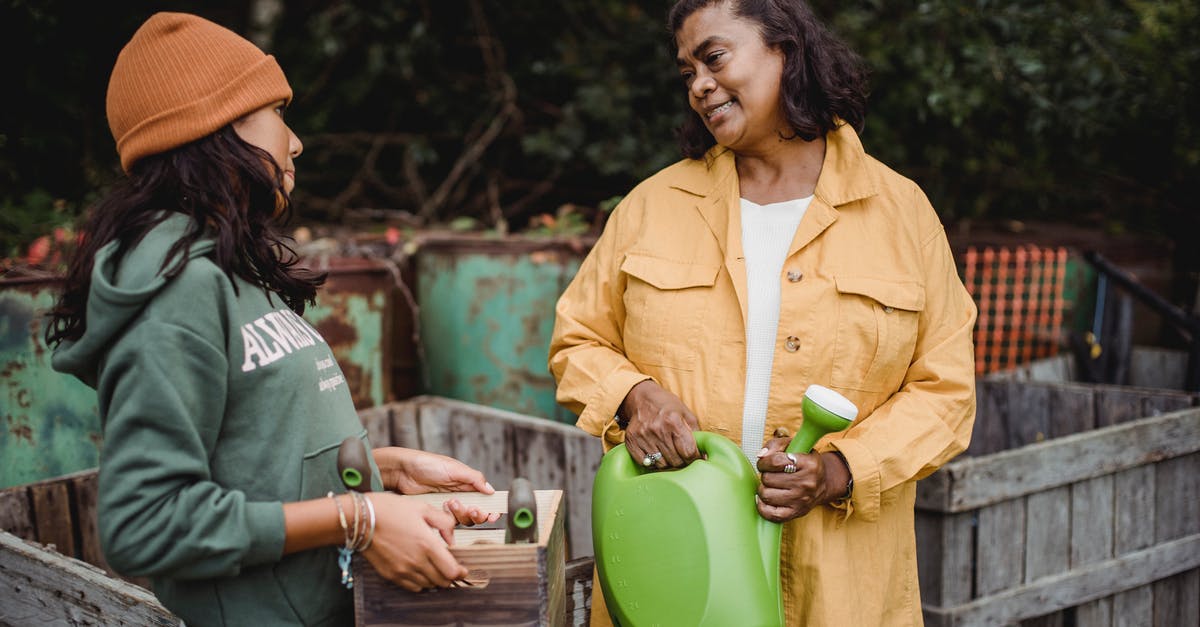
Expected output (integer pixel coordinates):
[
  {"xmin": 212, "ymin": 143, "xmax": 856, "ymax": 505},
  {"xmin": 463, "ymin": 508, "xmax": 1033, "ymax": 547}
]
[
  {"xmin": 45, "ymin": 126, "xmax": 325, "ymax": 347},
  {"xmin": 667, "ymin": 0, "xmax": 869, "ymax": 159}
]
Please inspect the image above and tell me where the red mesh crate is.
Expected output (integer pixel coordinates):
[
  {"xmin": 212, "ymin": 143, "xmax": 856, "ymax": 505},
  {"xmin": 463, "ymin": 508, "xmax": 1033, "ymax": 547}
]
[{"xmin": 962, "ymin": 246, "xmax": 1069, "ymax": 375}]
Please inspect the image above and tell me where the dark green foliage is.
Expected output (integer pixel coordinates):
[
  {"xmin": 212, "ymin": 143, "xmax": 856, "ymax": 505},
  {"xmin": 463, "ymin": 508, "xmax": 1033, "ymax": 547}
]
[{"xmin": 2, "ymin": 1, "xmax": 1197, "ymax": 259}]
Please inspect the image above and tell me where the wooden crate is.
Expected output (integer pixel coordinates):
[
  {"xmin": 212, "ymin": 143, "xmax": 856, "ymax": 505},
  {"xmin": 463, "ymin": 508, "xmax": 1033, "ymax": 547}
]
[
  {"xmin": 917, "ymin": 381, "xmax": 1200, "ymax": 626},
  {"xmin": 353, "ymin": 490, "xmax": 567, "ymax": 627},
  {"xmin": 357, "ymin": 396, "xmax": 602, "ymax": 560}
]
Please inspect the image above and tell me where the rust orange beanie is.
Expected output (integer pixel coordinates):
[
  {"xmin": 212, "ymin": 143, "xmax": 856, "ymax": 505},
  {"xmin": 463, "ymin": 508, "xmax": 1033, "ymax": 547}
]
[{"xmin": 106, "ymin": 12, "xmax": 293, "ymax": 173}]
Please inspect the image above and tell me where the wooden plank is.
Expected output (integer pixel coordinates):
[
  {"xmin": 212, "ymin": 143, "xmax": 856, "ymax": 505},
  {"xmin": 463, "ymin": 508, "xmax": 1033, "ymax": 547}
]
[
  {"xmin": 968, "ymin": 380, "xmax": 1011, "ymax": 456},
  {"xmin": 1095, "ymin": 387, "xmax": 1147, "ymax": 428},
  {"xmin": 0, "ymin": 531, "xmax": 176, "ymax": 626},
  {"xmin": 1071, "ymin": 475, "xmax": 1115, "ymax": 626},
  {"xmin": 564, "ymin": 556, "xmax": 594, "ymax": 627},
  {"xmin": 359, "ymin": 405, "xmax": 393, "ymax": 450},
  {"xmin": 415, "ymin": 400, "xmax": 453, "ymax": 455},
  {"xmin": 514, "ymin": 426, "xmax": 567, "ymax": 494},
  {"xmin": 922, "ymin": 533, "xmax": 1200, "ymax": 626},
  {"xmin": 0, "ymin": 486, "xmax": 34, "ymax": 541},
  {"xmin": 563, "ymin": 432, "xmax": 602, "ymax": 560},
  {"xmin": 1154, "ymin": 452, "xmax": 1200, "ymax": 543},
  {"xmin": 1112, "ymin": 585, "xmax": 1153, "ymax": 627},
  {"xmin": 977, "ymin": 499, "xmax": 1026, "ymax": 596},
  {"xmin": 30, "ymin": 481, "xmax": 76, "ymax": 557},
  {"xmin": 69, "ymin": 471, "xmax": 107, "ymax": 574},
  {"xmin": 1153, "ymin": 568, "xmax": 1200, "ymax": 627},
  {"xmin": 916, "ymin": 510, "xmax": 974, "ymax": 607},
  {"xmin": 1129, "ymin": 346, "xmax": 1187, "ymax": 391},
  {"xmin": 1024, "ymin": 487, "xmax": 1070, "ymax": 582},
  {"xmin": 1006, "ymin": 383, "xmax": 1051, "ymax": 449},
  {"xmin": 1111, "ymin": 465, "xmax": 1155, "ymax": 627},
  {"xmin": 389, "ymin": 401, "xmax": 422, "ymax": 449},
  {"xmin": 915, "ymin": 409, "xmax": 1200, "ymax": 513},
  {"xmin": 1151, "ymin": 452, "xmax": 1200, "ymax": 627},
  {"xmin": 1046, "ymin": 383, "xmax": 1096, "ymax": 440},
  {"xmin": 449, "ymin": 407, "xmax": 514, "ymax": 490}
]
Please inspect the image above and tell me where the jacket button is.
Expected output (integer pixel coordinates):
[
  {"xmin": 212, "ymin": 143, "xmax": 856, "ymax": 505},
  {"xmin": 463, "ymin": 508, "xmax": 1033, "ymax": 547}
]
[
  {"xmin": 883, "ymin": 306, "xmax": 895, "ymax": 313},
  {"xmin": 785, "ymin": 336, "xmax": 800, "ymax": 352},
  {"xmin": 787, "ymin": 270, "xmax": 803, "ymax": 282}
]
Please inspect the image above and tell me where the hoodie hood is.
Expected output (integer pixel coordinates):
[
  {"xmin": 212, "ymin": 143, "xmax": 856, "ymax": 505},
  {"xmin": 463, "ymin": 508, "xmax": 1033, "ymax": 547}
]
[{"xmin": 52, "ymin": 213, "xmax": 215, "ymax": 387}]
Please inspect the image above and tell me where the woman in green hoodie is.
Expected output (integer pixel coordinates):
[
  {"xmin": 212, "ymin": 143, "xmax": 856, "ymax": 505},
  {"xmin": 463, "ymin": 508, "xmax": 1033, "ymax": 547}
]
[{"xmin": 46, "ymin": 12, "xmax": 497, "ymax": 626}]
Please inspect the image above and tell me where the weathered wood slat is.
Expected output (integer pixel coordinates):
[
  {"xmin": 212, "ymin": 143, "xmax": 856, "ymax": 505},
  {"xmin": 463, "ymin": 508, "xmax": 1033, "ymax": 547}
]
[
  {"xmin": 564, "ymin": 556, "xmax": 594, "ymax": 627},
  {"xmin": 0, "ymin": 486, "xmax": 34, "ymax": 540},
  {"xmin": 30, "ymin": 480, "xmax": 76, "ymax": 557},
  {"xmin": 1071, "ymin": 475, "xmax": 1115, "ymax": 626},
  {"xmin": 922, "ymin": 533, "xmax": 1200, "ymax": 626},
  {"xmin": 449, "ymin": 406, "xmax": 514, "ymax": 489},
  {"xmin": 389, "ymin": 402, "xmax": 422, "ymax": 449},
  {"xmin": 563, "ymin": 434, "xmax": 601, "ymax": 560},
  {"xmin": 916, "ymin": 510, "xmax": 974, "ymax": 607},
  {"xmin": 1045, "ymin": 383, "xmax": 1096, "ymax": 440},
  {"xmin": 415, "ymin": 402, "xmax": 453, "ymax": 455},
  {"xmin": 361, "ymin": 405, "xmax": 393, "ymax": 451},
  {"xmin": 1024, "ymin": 487, "xmax": 1069, "ymax": 582},
  {"xmin": 1151, "ymin": 452, "xmax": 1200, "ymax": 627},
  {"xmin": 1111, "ymin": 465, "xmax": 1155, "ymax": 627},
  {"xmin": 977, "ymin": 499, "xmax": 1026, "ymax": 597},
  {"xmin": 916, "ymin": 409, "xmax": 1200, "ymax": 513},
  {"xmin": 0, "ymin": 531, "xmax": 176, "ymax": 626}
]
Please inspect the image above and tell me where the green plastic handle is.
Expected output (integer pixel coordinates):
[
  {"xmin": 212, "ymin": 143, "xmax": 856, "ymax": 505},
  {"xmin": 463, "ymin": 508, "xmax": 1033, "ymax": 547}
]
[
  {"xmin": 337, "ymin": 436, "xmax": 371, "ymax": 492},
  {"xmin": 785, "ymin": 384, "xmax": 858, "ymax": 454},
  {"xmin": 506, "ymin": 477, "xmax": 538, "ymax": 544}
]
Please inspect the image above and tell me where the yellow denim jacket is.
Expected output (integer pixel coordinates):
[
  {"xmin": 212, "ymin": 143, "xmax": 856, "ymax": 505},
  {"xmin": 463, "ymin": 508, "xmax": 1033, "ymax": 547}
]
[{"xmin": 549, "ymin": 122, "xmax": 977, "ymax": 626}]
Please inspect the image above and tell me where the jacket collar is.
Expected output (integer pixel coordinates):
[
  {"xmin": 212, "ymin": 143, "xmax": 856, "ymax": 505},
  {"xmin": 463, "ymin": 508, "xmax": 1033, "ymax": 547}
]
[
  {"xmin": 668, "ymin": 121, "xmax": 880, "ymax": 205},
  {"xmin": 674, "ymin": 121, "xmax": 880, "ymax": 258}
]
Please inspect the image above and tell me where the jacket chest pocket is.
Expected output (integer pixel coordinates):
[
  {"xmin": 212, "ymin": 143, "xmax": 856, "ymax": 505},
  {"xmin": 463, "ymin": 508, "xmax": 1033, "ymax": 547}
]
[
  {"xmin": 831, "ymin": 276, "xmax": 924, "ymax": 392},
  {"xmin": 620, "ymin": 253, "xmax": 720, "ymax": 371}
]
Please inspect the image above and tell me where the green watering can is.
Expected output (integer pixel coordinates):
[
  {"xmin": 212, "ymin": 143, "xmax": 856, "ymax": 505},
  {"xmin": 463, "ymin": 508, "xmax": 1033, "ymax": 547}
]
[{"xmin": 592, "ymin": 385, "xmax": 858, "ymax": 627}]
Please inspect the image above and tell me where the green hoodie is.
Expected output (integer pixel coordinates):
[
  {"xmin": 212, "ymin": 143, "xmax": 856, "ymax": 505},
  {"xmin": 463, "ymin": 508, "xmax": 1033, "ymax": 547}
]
[{"xmin": 53, "ymin": 213, "xmax": 376, "ymax": 626}]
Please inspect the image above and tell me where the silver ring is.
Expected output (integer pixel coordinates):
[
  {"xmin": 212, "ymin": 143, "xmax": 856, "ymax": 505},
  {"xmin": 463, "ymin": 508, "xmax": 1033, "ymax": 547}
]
[
  {"xmin": 642, "ymin": 452, "xmax": 663, "ymax": 467},
  {"xmin": 786, "ymin": 453, "xmax": 798, "ymax": 464},
  {"xmin": 783, "ymin": 464, "xmax": 798, "ymax": 474}
]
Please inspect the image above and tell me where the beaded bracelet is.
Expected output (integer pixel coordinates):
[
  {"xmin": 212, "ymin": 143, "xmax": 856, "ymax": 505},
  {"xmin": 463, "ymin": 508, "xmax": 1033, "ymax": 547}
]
[{"xmin": 326, "ymin": 491, "xmax": 379, "ymax": 589}]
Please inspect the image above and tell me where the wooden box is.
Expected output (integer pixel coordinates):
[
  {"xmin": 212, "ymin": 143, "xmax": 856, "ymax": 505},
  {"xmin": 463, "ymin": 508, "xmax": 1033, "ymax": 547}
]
[
  {"xmin": 353, "ymin": 489, "xmax": 567, "ymax": 627},
  {"xmin": 916, "ymin": 380, "xmax": 1200, "ymax": 626}
]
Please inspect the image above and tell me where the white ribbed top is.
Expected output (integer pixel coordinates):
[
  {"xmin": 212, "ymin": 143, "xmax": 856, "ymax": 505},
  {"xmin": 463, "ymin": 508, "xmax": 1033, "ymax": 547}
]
[{"xmin": 739, "ymin": 196, "xmax": 811, "ymax": 461}]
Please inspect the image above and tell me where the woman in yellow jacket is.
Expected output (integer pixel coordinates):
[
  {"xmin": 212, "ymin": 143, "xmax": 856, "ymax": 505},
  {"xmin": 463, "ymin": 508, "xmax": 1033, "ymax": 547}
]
[{"xmin": 549, "ymin": 1, "xmax": 977, "ymax": 625}]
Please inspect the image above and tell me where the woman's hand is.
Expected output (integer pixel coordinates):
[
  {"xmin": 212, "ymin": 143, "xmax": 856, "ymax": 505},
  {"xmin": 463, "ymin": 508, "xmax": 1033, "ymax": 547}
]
[
  {"xmin": 374, "ymin": 447, "xmax": 494, "ymax": 495},
  {"xmin": 754, "ymin": 436, "xmax": 850, "ymax": 522},
  {"xmin": 359, "ymin": 492, "xmax": 468, "ymax": 592},
  {"xmin": 442, "ymin": 498, "xmax": 500, "ymax": 526},
  {"xmin": 621, "ymin": 380, "xmax": 702, "ymax": 469}
]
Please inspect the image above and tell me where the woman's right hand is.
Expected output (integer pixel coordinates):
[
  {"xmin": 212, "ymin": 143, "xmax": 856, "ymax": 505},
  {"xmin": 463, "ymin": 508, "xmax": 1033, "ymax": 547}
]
[
  {"xmin": 621, "ymin": 380, "xmax": 701, "ymax": 469},
  {"xmin": 360, "ymin": 492, "xmax": 467, "ymax": 592}
]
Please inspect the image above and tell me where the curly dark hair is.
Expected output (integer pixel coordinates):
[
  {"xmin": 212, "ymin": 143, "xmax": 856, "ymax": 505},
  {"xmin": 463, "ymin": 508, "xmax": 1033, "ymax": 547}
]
[
  {"xmin": 668, "ymin": 0, "xmax": 869, "ymax": 159},
  {"xmin": 45, "ymin": 126, "xmax": 324, "ymax": 347}
]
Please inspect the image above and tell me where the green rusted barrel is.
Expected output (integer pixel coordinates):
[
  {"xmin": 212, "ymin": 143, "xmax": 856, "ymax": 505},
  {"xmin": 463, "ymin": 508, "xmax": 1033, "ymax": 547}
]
[
  {"xmin": 0, "ymin": 275, "xmax": 100, "ymax": 489},
  {"xmin": 415, "ymin": 235, "xmax": 591, "ymax": 424},
  {"xmin": 0, "ymin": 258, "xmax": 399, "ymax": 489}
]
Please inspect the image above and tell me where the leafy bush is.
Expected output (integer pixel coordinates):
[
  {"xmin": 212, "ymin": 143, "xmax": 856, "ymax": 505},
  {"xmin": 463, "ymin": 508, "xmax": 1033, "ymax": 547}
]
[{"xmin": 1, "ymin": 0, "xmax": 1196, "ymax": 262}]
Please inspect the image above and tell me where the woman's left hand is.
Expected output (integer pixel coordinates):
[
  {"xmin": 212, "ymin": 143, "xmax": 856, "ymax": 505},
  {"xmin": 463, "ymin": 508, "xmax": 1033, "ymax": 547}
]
[
  {"xmin": 754, "ymin": 437, "xmax": 848, "ymax": 523},
  {"xmin": 442, "ymin": 497, "xmax": 501, "ymax": 526},
  {"xmin": 374, "ymin": 447, "xmax": 495, "ymax": 495}
]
